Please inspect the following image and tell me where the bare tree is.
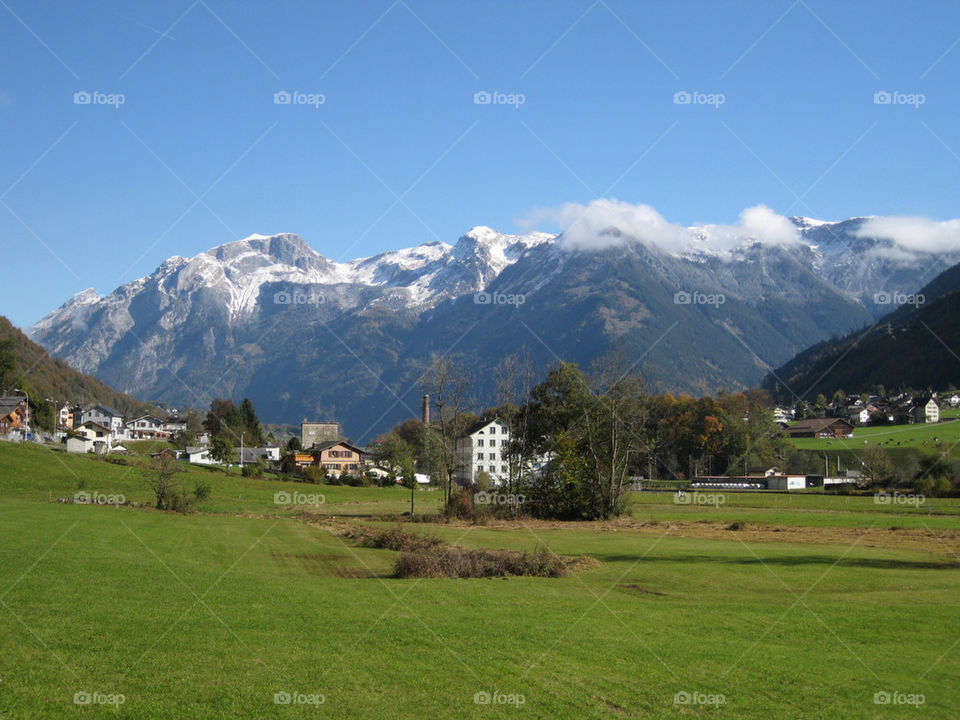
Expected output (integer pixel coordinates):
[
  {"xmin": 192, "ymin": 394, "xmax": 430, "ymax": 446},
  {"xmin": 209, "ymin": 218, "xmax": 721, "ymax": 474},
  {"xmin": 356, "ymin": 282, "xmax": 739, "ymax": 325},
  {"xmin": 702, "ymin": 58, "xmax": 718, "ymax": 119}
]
[
  {"xmin": 421, "ymin": 354, "xmax": 474, "ymax": 507},
  {"xmin": 146, "ymin": 454, "xmax": 181, "ymax": 510},
  {"xmin": 495, "ymin": 349, "xmax": 536, "ymax": 496}
]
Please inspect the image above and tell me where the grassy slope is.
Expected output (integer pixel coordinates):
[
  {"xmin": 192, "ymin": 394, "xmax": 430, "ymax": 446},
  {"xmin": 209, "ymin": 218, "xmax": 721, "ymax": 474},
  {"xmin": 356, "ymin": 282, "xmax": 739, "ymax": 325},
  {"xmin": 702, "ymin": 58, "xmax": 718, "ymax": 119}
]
[
  {"xmin": 1, "ymin": 442, "xmax": 959, "ymax": 718},
  {"xmin": 787, "ymin": 417, "xmax": 960, "ymax": 468}
]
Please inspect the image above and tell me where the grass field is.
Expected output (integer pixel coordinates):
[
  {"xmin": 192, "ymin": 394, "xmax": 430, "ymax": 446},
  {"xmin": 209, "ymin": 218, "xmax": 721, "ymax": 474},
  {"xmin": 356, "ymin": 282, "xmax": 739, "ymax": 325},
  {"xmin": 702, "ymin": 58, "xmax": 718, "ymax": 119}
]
[{"xmin": 2, "ymin": 442, "xmax": 959, "ymax": 718}]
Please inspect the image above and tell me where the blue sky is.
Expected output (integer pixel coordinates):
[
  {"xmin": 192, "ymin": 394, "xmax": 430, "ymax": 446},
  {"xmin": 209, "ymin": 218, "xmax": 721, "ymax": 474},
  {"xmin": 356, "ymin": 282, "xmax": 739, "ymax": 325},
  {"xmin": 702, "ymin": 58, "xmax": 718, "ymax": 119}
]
[{"xmin": 3, "ymin": 0, "xmax": 960, "ymax": 328}]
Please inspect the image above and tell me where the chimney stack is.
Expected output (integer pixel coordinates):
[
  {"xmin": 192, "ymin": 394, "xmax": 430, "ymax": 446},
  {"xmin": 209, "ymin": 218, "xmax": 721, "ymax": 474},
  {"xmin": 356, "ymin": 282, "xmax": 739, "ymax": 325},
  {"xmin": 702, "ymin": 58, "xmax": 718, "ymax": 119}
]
[{"xmin": 422, "ymin": 394, "xmax": 430, "ymax": 425}]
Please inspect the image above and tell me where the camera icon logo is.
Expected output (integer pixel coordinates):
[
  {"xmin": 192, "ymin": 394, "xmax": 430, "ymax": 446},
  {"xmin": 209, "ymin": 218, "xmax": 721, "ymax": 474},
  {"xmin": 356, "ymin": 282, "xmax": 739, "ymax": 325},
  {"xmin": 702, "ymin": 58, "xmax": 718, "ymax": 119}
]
[
  {"xmin": 274, "ymin": 691, "xmax": 292, "ymax": 704},
  {"xmin": 874, "ymin": 691, "xmax": 891, "ymax": 705},
  {"xmin": 473, "ymin": 292, "xmax": 491, "ymax": 305},
  {"xmin": 473, "ymin": 91, "xmax": 492, "ymax": 105},
  {"xmin": 474, "ymin": 691, "xmax": 491, "ymax": 704},
  {"xmin": 74, "ymin": 691, "xmax": 92, "ymax": 705},
  {"xmin": 274, "ymin": 291, "xmax": 292, "ymax": 305},
  {"xmin": 673, "ymin": 91, "xmax": 692, "ymax": 105},
  {"xmin": 674, "ymin": 291, "xmax": 692, "ymax": 305},
  {"xmin": 674, "ymin": 691, "xmax": 691, "ymax": 705},
  {"xmin": 473, "ymin": 491, "xmax": 490, "ymax": 505},
  {"xmin": 74, "ymin": 91, "xmax": 92, "ymax": 105},
  {"xmin": 873, "ymin": 90, "xmax": 891, "ymax": 105},
  {"xmin": 74, "ymin": 490, "xmax": 91, "ymax": 504},
  {"xmin": 873, "ymin": 291, "xmax": 891, "ymax": 305},
  {"xmin": 274, "ymin": 91, "xmax": 292, "ymax": 105},
  {"xmin": 274, "ymin": 491, "xmax": 292, "ymax": 505}
]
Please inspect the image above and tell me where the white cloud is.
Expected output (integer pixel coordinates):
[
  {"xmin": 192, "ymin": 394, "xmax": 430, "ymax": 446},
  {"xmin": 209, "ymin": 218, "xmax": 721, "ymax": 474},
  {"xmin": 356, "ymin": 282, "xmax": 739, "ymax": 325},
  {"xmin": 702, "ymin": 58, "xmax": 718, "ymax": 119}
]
[
  {"xmin": 854, "ymin": 216, "xmax": 960, "ymax": 254},
  {"xmin": 520, "ymin": 199, "xmax": 801, "ymax": 254}
]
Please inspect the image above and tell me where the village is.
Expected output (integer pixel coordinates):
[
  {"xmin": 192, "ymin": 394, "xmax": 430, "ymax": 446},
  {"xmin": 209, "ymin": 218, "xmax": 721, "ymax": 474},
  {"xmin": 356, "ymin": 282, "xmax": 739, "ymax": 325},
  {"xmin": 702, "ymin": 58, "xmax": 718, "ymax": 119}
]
[
  {"xmin": 2, "ymin": 386, "xmax": 958, "ymax": 495},
  {"xmin": 0, "ymin": 392, "xmax": 528, "ymax": 488}
]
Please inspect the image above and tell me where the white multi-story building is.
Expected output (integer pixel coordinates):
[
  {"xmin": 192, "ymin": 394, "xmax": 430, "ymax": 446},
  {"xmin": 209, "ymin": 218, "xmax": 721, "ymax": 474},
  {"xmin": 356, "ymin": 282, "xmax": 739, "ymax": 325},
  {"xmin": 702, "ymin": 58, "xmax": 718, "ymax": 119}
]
[
  {"xmin": 455, "ymin": 418, "xmax": 511, "ymax": 486},
  {"xmin": 80, "ymin": 405, "xmax": 125, "ymax": 437}
]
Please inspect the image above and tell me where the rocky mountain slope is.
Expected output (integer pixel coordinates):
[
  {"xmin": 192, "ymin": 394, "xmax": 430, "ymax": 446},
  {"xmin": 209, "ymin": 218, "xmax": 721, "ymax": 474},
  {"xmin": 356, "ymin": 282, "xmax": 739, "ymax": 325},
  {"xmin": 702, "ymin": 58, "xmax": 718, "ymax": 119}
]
[{"xmin": 30, "ymin": 218, "xmax": 959, "ymax": 440}]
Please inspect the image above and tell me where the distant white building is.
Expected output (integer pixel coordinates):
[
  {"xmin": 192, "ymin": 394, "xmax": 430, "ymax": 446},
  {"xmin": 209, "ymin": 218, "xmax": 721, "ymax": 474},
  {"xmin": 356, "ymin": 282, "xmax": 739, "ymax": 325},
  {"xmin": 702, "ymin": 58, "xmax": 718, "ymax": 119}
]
[
  {"xmin": 80, "ymin": 405, "xmax": 125, "ymax": 437},
  {"xmin": 124, "ymin": 415, "xmax": 170, "ymax": 440},
  {"xmin": 455, "ymin": 418, "xmax": 511, "ymax": 486},
  {"xmin": 913, "ymin": 396, "xmax": 940, "ymax": 424},
  {"xmin": 67, "ymin": 422, "xmax": 113, "ymax": 454},
  {"xmin": 182, "ymin": 446, "xmax": 216, "ymax": 465}
]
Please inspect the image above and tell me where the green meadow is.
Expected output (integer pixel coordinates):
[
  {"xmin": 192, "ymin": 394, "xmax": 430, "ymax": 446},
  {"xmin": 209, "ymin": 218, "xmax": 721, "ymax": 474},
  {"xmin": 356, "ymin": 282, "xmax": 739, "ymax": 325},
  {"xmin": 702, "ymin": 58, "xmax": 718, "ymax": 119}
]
[
  {"xmin": 788, "ymin": 417, "xmax": 960, "ymax": 466},
  {"xmin": 1, "ymin": 442, "xmax": 959, "ymax": 718}
]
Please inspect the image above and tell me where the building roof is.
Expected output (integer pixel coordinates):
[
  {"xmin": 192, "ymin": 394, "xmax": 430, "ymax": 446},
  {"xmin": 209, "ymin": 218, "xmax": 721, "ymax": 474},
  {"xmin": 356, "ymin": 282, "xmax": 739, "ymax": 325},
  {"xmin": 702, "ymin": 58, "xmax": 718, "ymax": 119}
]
[
  {"xmin": 0, "ymin": 396, "xmax": 27, "ymax": 415},
  {"xmin": 461, "ymin": 416, "xmax": 508, "ymax": 438},
  {"xmin": 88, "ymin": 404, "xmax": 123, "ymax": 417},
  {"xmin": 311, "ymin": 439, "xmax": 367, "ymax": 455},
  {"xmin": 785, "ymin": 418, "xmax": 854, "ymax": 434}
]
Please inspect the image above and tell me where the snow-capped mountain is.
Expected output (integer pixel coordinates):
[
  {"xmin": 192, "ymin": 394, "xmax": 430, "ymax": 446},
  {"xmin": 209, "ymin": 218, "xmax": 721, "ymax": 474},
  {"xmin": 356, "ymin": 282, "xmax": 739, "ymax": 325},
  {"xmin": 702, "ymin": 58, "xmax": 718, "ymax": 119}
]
[{"xmin": 28, "ymin": 218, "xmax": 960, "ymax": 440}]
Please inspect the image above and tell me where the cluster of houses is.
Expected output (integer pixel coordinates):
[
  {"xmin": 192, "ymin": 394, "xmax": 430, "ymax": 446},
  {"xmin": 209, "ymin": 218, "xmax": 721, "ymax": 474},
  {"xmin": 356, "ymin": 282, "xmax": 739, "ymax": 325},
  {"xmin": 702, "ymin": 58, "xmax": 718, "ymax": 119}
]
[
  {"xmin": 60, "ymin": 405, "xmax": 190, "ymax": 454},
  {"xmin": 777, "ymin": 391, "xmax": 950, "ymax": 433}
]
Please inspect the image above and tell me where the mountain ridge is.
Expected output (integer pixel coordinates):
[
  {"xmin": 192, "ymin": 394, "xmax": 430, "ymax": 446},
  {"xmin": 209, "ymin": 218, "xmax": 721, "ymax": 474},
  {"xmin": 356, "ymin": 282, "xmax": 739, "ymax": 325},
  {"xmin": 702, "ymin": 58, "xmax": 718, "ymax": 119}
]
[{"xmin": 29, "ymin": 217, "xmax": 960, "ymax": 441}]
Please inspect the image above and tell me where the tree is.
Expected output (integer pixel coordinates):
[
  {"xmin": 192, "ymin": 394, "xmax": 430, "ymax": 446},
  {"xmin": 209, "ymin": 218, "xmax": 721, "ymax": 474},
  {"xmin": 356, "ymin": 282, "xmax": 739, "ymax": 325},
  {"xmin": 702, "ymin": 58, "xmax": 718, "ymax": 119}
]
[
  {"xmin": 372, "ymin": 431, "xmax": 416, "ymax": 512},
  {"xmin": 421, "ymin": 354, "xmax": 473, "ymax": 509},
  {"xmin": 519, "ymin": 356, "xmax": 649, "ymax": 520},
  {"xmin": 286, "ymin": 435, "xmax": 302, "ymax": 452},
  {"xmin": 203, "ymin": 397, "xmax": 264, "ymax": 447},
  {"xmin": 238, "ymin": 397, "xmax": 265, "ymax": 445},
  {"xmin": 146, "ymin": 455, "xmax": 180, "ymax": 510},
  {"xmin": 861, "ymin": 446, "xmax": 896, "ymax": 487},
  {"xmin": 210, "ymin": 435, "xmax": 235, "ymax": 473}
]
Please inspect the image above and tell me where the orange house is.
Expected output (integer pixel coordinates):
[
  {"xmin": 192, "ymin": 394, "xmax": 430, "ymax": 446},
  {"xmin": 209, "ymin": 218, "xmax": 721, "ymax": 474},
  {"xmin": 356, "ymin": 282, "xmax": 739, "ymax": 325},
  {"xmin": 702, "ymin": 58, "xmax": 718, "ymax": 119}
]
[{"xmin": 313, "ymin": 441, "xmax": 367, "ymax": 477}]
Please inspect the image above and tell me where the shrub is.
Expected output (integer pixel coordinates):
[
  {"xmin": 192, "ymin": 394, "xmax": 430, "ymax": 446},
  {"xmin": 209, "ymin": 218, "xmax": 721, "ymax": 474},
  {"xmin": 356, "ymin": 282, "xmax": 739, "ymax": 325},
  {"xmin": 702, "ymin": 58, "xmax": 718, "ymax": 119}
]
[
  {"xmin": 343, "ymin": 526, "xmax": 443, "ymax": 552},
  {"xmin": 395, "ymin": 546, "xmax": 567, "ymax": 579},
  {"xmin": 193, "ymin": 480, "xmax": 211, "ymax": 502},
  {"xmin": 303, "ymin": 466, "xmax": 326, "ymax": 484}
]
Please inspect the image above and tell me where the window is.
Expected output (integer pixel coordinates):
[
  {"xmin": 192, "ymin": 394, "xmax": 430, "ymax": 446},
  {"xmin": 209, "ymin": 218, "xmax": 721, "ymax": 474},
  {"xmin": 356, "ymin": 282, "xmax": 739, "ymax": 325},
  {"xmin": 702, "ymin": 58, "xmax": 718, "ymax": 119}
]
[
  {"xmin": 476, "ymin": 453, "xmax": 484, "ymax": 460},
  {"xmin": 489, "ymin": 439, "xmax": 496, "ymax": 447},
  {"xmin": 501, "ymin": 465, "xmax": 506, "ymax": 473},
  {"xmin": 477, "ymin": 439, "xmax": 484, "ymax": 447},
  {"xmin": 489, "ymin": 426, "xmax": 496, "ymax": 434}
]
